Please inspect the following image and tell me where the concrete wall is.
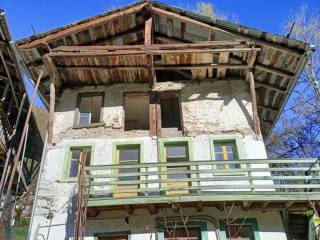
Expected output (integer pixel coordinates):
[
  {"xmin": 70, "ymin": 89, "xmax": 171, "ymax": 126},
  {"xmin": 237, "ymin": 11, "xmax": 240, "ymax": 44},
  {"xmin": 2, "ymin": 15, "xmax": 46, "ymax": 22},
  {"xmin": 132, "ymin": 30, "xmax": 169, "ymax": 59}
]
[{"xmin": 28, "ymin": 80, "xmax": 281, "ymax": 239}]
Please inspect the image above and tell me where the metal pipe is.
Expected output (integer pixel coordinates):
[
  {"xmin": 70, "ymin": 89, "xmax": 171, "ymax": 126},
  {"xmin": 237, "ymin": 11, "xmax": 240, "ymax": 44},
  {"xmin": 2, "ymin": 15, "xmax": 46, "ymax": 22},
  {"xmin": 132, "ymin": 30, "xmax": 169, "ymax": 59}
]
[
  {"xmin": 6, "ymin": 70, "xmax": 42, "ymax": 194},
  {"xmin": 27, "ymin": 132, "xmax": 48, "ymax": 240},
  {"xmin": 12, "ymin": 124, "xmax": 29, "ymax": 223},
  {"xmin": 0, "ymin": 93, "xmax": 26, "ymax": 196}
]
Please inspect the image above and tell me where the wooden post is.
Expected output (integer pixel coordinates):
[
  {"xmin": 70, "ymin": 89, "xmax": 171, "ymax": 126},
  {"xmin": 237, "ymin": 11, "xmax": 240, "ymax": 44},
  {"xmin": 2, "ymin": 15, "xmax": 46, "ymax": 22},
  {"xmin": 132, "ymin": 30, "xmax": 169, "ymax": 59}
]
[
  {"xmin": 149, "ymin": 92, "xmax": 157, "ymax": 136},
  {"xmin": 48, "ymin": 81, "xmax": 55, "ymax": 143},
  {"xmin": 144, "ymin": 18, "xmax": 156, "ymax": 88},
  {"xmin": 248, "ymin": 71, "xmax": 261, "ymax": 136},
  {"xmin": 144, "ymin": 18, "xmax": 152, "ymax": 46}
]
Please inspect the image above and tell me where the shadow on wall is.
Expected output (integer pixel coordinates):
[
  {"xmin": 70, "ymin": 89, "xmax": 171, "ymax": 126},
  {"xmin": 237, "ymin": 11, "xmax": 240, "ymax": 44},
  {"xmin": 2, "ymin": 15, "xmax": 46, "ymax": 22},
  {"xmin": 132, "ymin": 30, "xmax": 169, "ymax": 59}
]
[
  {"xmin": 182, "ymin": 80, "xmax": 255, "ymax": 133},
  {"xmin": 65, "ymin": 188, "xmax": 77, "ymax": 240}
]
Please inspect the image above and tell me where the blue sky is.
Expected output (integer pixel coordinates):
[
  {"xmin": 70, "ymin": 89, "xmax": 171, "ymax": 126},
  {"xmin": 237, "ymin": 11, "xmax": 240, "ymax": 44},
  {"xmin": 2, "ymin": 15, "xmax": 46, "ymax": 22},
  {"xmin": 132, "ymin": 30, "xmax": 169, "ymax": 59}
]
[
  {"xmin": 2, "ymin": 0, "xmax": 319, "ymax": 41},
  {"xmin": 1, "ymin": 0, "xmax": 318, "ymax": 109}
]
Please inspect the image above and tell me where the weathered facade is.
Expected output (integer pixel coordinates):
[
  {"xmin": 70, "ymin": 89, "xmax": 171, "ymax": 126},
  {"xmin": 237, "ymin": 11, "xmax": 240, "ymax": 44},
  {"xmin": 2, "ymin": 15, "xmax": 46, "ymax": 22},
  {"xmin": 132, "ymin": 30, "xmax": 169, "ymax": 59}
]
[{"xmin": 16, "ymin": 1, "xmax": 318, "ymax": 240}]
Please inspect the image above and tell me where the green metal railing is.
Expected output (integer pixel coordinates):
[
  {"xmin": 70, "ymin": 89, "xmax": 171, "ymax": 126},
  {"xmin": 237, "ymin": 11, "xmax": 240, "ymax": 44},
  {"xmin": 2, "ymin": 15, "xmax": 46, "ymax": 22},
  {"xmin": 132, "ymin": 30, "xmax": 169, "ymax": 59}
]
[{"xmin": 85, "ymin": 158, "xmax": 320, "ymax": 206}]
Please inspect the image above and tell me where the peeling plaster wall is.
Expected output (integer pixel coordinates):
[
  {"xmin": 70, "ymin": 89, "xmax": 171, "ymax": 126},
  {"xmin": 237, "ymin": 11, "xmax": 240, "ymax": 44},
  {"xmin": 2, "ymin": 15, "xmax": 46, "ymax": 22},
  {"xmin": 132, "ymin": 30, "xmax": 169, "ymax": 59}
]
[
  {"xmin": 53, "ymin": 79, "xmax": 255, "ymax": 141},
  {"xmin": 28, "ymin": 80, "xmax": 276, "ymax": 239},
  {"xmin": 29, "ymin": 134, "xmax": 270, "ymax": 239}
]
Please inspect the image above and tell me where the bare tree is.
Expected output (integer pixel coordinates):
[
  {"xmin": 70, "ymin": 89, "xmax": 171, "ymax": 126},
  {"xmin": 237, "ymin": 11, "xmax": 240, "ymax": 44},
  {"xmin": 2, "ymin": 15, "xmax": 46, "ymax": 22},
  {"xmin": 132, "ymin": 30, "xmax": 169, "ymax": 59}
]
[
  {"xmin": 196, "ymin": 2, "xmax": 238, "ymax": 23},
  {"xmin": 267, "ymin": 5, "xmax": 320, "ymax": 159}
]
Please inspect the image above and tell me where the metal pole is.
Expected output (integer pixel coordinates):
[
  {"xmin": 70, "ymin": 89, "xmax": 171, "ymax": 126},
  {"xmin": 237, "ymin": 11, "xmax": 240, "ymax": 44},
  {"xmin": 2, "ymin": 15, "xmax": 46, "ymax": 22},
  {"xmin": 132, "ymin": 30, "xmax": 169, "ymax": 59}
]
[
  {"xmin": 27, "ymin": 132, "xmax": 48, "ymax": 240},
  {"xmin": 6, "ymin": 70, "xmax": 43, "ymax": 194},
  {"xmin": 12, "ymin": 124, "xmax": 29, "ymax": 225},
  {"xmin": 0, "ymin": 93, "xmax": 27, "ymax": 197}
]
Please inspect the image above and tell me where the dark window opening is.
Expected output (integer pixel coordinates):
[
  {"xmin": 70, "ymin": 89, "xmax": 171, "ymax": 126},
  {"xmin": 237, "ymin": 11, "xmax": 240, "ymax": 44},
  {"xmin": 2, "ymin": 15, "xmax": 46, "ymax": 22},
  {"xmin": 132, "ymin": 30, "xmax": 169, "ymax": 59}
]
[
  {"xmin": 68, "ymin": 148, "xmax": 91, "ymax": 178},
  {"xmin": 76, "ymin": 93, "xmax": 104, "ymax": 127},
  {"xmin": 164, "ymin": 226, "xmax": 201, "ymax": 240},
  {"xmin": 160, "ymin": 96, "xmax": 181, "ymax": 130},
  {"xmin": 226, "ymin": 225, "xmax": 255, "ymax": 240},
  {"xmin": 124, "ymin": 93, "xmax": 149, "ymax": 131}
]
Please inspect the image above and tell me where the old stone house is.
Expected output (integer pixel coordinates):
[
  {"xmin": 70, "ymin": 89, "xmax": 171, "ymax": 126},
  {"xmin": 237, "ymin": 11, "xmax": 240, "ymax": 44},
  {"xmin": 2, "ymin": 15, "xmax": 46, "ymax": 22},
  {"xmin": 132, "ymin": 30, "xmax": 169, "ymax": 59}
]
[{"xmin": 15, "ymin": 1, "xmax": 318, "ymax": 239}]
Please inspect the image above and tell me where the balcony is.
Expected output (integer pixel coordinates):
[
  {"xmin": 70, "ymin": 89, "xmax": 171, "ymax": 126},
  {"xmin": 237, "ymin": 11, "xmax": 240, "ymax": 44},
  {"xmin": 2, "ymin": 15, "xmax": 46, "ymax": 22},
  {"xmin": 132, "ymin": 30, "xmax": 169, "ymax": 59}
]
[{"xmin": 85, "ymin": 158, "xmax": 320, "ymax": 208}]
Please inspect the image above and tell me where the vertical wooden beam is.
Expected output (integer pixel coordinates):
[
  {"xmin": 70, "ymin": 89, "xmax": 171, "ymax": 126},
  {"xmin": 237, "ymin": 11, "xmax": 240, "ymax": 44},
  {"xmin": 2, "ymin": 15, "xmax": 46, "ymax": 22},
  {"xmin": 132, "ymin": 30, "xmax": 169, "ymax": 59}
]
[
  {"xmin": 42, "ymin": 55, "xmax": 61, "ymax": 89},
  {"xmin": 48, "ymin": 81, "xmax": 55, "ymax": 143},
  {"xmin": 216, "ymin": 52, "xmax": 229, "ymax": 78},
  {"xmin": 144, "ymin": 18, "xmax": 152, "ymax": 46},
  {"xmin": 144, "ymin": 18, "xmax": 156, "ymax": 89},
  {"xmin": 149, "ymin": 92, "xmax": 157, "ymax": 136},
  {"xmin": 248, "ymin": 71, "xmax": 261, "ymax": 136},
  {"xmin": 167, "ymin": 18, "xmax": 173, "ymax": 37}
]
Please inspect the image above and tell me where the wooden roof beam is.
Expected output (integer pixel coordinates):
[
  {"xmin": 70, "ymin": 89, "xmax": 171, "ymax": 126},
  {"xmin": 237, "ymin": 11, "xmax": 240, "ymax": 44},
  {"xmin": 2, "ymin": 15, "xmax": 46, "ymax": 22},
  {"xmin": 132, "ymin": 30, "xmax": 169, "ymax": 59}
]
[
  {"xmin": 256, "ymin": 82, "xmax": 287, "ymax": 93},
  {"xmin": 144, "ymin": 17, "xmax": 156, "ymax": 88},
  {"xmin": 49, "ymin": 47, "xmax": 260, "ymax": 58},
  {"xmin": 42, "ymin": 55, "xmax": 61, "ymax": 89},
  {"xmin": 151, "ymin": 6, "xmax": 304, "ymax": 57},
  {"xmin": 19, "ymin": 3, "xmax": 148, "ymax": 49},
  {"xmin": 256, "ymin": 63, "xmax": 294, "ymax": 78},
  {"xmin": 54, "ymin": 63, "xmax": 248, "ymax": 71}
]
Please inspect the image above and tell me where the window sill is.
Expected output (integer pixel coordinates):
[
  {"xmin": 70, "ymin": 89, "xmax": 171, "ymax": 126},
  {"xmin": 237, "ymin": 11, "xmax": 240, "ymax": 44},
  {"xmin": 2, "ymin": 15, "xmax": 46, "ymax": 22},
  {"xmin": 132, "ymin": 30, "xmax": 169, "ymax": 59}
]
[
  {"xmin": 58, "ymin": 178, "xmax": 77, "ymax": 183},
  {"xmin": 73, "ymin": 122, "xmax": 105, "ymax": 129}
]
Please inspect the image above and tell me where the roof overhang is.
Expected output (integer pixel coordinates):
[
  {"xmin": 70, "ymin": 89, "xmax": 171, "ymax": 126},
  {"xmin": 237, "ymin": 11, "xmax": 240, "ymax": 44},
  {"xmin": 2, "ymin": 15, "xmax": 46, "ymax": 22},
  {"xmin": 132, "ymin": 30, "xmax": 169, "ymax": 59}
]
[{"xmin": 15, "ymin": 1, "xmax": 311, "ymax": 138}]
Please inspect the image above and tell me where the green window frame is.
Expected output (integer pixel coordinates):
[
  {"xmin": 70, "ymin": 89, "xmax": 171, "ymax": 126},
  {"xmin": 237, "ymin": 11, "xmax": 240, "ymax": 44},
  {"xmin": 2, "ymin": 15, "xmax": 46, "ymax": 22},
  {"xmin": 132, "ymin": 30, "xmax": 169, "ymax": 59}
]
[
  {"xmin": 74, "ymin": 92, "xmax": 105, "ymax": 128},
  {"xmin": 157, "ymin": 221, "xmax": 208, "ymax": 240},
  {"xmin": 112, "ymin": 142, "xmax": 144, "ymax": 192},
  {"xmin": 94, "ymin": 231, "xmax": 131, "ymax": 240},
  {"xmin": 219, "ymin": 218, "xmax": 261, "ymax": 240},
  {"xmin": 210, "ymin": 135, "xmax": 246, "ymax": 173},
  {"xmin": 62, "ymin": 144, "xmax": 94, "ymax": 182}
]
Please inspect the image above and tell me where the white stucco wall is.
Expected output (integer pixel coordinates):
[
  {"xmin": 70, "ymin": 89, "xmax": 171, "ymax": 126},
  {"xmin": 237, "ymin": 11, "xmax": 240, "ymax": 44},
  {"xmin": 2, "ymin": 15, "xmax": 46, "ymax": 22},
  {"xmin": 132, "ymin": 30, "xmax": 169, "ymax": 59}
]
[{"xmin": 28, "ymin": 80, "xmax": 283, "ymax": 240}]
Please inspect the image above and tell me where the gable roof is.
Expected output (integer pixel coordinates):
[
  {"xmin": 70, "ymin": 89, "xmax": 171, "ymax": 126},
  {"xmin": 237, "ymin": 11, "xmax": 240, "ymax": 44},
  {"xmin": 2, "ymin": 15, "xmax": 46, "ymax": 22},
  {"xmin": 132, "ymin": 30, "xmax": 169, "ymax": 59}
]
[{"xmin": 15, "ymin": 1, "xmax": 312, "ymax": 138}]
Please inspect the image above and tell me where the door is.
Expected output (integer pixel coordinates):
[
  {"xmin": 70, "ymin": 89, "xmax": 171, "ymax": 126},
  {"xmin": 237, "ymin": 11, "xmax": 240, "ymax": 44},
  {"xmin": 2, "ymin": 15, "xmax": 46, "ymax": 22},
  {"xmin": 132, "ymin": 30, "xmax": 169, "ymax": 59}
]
[
  {"xmin": 114, "ymin": 145, "xmax": 140, "ymax": 198},
  {"xmin": 164, "ymin": 143, "xmax": 190, "ymax": 195}
]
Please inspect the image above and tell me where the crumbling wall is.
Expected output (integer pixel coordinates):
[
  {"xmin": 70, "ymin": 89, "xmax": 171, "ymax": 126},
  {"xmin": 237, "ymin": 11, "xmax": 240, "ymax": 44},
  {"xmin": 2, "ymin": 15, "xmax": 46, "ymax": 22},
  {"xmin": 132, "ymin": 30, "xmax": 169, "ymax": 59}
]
[{"xmin": 53, "ymin": 79, "xmax": 254, "ymax": 142}]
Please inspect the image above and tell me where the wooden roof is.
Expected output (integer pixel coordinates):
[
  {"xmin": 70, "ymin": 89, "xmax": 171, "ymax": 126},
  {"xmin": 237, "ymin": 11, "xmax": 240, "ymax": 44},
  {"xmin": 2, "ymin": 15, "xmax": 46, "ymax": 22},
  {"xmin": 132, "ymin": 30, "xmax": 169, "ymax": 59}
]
[{"xmin": 15, "ymin": 1, "xmax": 311, "ymax": 138}]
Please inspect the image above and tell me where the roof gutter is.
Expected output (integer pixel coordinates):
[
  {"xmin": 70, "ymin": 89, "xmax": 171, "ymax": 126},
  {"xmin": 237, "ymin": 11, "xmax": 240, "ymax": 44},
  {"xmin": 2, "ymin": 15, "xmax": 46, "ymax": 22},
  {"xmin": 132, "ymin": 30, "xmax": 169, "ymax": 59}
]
[{"xmin": 265, "ymin": 44, "xmax": 314, "ymax": 140}]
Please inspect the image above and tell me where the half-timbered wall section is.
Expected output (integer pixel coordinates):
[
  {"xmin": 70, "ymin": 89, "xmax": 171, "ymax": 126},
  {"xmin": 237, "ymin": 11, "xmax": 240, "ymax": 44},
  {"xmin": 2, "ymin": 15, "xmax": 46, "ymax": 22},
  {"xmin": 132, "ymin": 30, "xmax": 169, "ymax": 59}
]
[{"xmin": 17, "ymin": 2, "xmax": 316, "ymax": 240}]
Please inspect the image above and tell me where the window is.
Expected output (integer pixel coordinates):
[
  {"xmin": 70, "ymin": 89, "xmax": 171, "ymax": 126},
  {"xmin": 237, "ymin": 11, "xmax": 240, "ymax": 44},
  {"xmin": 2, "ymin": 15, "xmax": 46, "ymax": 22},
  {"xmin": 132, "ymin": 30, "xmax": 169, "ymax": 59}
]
[
  {"xmin": 75, "ymin": 93, "xmax": 104, "ymax": 127},
  {"xmin": 114, "ymin": 144, "xmax": 141, "ymax": 197},
  {"xmin": 67, "ymin": 147, "xmax": 91, "ymax": 178},
  {"xmin": 160, "ymin": 95, "xmax": 181, "ymax": 130},
  {"xmin": 124, "ymin": 92, "xmax": 149, "ymax": 131},
  {"xmin": 164, "ymin": 227, "xmax": 201, "ymax": 240},
  {"xmin": 95, "ymin": 231, "xmax": 130, "ymax": 240},
  {"xmin": 158, "ymin": 221, "xmax": 208, "ymax": 240},
  {"xmin": 98, "ymin": 236, "xmax": 128, "ymax": 240},
  {"xmin": 117, "ymin": 145, "xmax": 140, "ymax": 181},
  {"xmin": 214, "ymin": 141, "xmax": 239, "ymax": 169},
  {"xmin": 161, "ymin": 140, "xmax": 191, "ymax": 195},
  {"xmin": 227, "ymin": 225, "xmax": 255, "ymax": 240},
  {"xmin": 165, "ymin": 143, "xmax": 189, "ymax": 179},
  {"xmin": 219, "ymin": 219, "xmax": 260, "ymax": 240}
]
